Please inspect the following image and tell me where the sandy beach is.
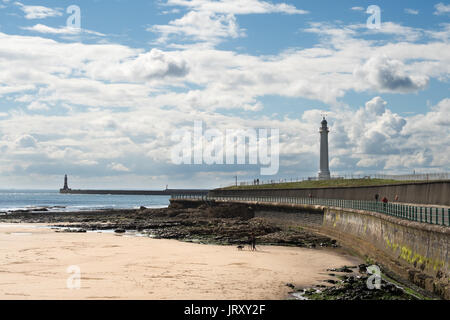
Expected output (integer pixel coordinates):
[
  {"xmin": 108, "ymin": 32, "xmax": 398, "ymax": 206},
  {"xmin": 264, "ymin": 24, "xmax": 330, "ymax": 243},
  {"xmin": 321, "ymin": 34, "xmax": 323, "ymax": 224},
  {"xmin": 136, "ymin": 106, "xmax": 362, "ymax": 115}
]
[{"xmin": 0, "ymin": 223, "xmax": 361, "ymax": 300}]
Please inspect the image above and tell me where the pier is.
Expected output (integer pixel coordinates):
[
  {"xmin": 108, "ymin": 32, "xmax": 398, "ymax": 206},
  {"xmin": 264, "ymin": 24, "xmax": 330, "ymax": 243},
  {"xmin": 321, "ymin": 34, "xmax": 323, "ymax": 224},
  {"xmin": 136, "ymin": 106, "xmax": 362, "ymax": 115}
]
[
  {"xmin": 59, "ymin": 188, "xmax": 209, "ymax": 196},
  {"xmin": 59, "ymin": 175, "xmax": 209, "ymax": 196}
]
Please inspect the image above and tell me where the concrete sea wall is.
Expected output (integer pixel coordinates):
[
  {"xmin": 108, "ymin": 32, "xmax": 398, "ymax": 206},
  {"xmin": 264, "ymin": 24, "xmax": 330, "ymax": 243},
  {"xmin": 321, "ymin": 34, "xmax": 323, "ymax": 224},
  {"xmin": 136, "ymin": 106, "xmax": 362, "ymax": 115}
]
[
  {"xmin": 321, "ymin": 207, "xmax": 449, "ymax": 299},
  {"xmin": 210, "ymin": 180, "xmax": 450, "ymax": 206}
]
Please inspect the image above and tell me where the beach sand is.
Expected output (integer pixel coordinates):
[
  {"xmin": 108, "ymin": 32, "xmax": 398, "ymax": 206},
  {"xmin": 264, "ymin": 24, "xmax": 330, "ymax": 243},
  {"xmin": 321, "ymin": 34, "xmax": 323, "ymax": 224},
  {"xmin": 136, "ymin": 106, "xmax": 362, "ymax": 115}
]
[{"xmin": 0, "ymin": 223, "xmax": 361, "ymax": 300}]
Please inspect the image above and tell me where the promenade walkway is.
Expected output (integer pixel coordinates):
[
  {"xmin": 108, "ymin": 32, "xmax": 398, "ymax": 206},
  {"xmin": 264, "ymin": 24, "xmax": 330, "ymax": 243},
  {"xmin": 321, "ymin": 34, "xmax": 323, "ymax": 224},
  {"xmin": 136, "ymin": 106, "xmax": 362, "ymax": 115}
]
[{"xmin": 172, "ymin": 194, "xmax": 450, "ymax": 227}]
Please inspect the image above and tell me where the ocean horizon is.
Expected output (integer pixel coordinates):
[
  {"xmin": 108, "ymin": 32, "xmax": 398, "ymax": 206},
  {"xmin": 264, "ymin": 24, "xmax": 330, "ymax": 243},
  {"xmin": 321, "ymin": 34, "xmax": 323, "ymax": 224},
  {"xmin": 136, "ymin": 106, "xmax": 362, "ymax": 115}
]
[{"xmin": 0, "ymin": 189, "xmax": 170, "ymax": 213}]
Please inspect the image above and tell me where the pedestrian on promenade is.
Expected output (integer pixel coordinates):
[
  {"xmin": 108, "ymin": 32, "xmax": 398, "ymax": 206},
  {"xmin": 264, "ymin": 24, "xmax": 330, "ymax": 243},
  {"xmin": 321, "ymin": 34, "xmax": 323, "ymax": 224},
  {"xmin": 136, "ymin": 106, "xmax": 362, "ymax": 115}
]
[
  {"xmin": 382, "ymin": 196, "xmax": 388, "ymax": 208},
  {"xmin": 375, "ymin": 194, "xmax": 379, "ymax": 202},
  {"xmin": 395, "ymin": 195, "xmax": 399, "ymax": 201}
]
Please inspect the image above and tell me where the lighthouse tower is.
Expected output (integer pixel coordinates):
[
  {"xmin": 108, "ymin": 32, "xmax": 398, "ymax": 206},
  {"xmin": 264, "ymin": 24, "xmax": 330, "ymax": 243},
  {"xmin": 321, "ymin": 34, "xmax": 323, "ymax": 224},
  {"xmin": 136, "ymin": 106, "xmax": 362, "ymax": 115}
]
[
  {"xmin": 63, "ymin": 174, "xmax": 69, "ymax": 190},
  {"xmin": 318, "ymin": 117, "xmax": 331, "ymax": 180}
]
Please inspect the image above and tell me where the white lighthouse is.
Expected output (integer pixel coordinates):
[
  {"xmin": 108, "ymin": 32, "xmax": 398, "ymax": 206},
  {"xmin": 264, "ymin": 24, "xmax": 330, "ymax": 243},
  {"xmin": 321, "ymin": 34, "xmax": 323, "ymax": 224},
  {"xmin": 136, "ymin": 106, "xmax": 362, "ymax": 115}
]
[{"xmin": 318, "ymin": 117, "xmax": 331, "ymax": 180}]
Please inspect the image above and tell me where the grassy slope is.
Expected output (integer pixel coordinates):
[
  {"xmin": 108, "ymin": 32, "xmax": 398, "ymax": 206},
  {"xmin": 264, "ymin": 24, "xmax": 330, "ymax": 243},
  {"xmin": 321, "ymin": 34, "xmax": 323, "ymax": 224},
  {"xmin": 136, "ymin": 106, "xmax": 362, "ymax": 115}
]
[{"xmin": 220, "ymin": 179, "xmax": 422, "ymax": 190}]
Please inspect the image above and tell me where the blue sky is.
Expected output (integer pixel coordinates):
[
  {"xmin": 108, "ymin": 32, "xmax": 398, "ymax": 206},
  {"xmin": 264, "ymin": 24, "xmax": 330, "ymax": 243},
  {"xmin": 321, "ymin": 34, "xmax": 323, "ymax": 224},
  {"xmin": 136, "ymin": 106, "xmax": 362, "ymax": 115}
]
[{"xmin": 0, "ymin": 0, "xmax": 449, "ymax": 189}]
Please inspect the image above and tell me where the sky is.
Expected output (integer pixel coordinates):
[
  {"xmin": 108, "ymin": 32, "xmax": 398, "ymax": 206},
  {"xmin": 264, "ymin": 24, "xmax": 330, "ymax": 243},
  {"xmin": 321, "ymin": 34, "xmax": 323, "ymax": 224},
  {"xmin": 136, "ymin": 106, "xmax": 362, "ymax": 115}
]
[{"xmin": 0, "ymin": 0, "xmax": 449, "ymax": 189}]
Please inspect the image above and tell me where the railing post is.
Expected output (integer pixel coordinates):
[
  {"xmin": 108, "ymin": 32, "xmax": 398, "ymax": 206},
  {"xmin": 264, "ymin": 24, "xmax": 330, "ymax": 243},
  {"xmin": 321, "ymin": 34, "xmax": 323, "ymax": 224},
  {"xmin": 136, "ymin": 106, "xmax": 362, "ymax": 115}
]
[
  {"xmin": 430, "ymin": 207, "xmax": 433, "ymax": 224},
  {"xmin": 448, "ymin": 209, "xmax": 450, "ymax": 227}
]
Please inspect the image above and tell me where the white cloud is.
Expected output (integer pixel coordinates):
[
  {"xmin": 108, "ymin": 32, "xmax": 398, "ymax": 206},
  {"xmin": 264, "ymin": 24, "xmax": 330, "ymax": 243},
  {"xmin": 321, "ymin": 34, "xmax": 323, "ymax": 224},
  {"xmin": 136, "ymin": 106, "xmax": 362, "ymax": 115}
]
[
  {"xmin": 0, "ymin": 84, "xmax": 35, "ymax": 96},
  {"xmin": 150, "ymin": 11, "xmax": 244, "ymax": 45},
  {"xmin": 22, "ymin": 24, "xmax": 105, "ymax": 36},
  {"xmin": 90, "ymin": 49, "xmax": 189, "ymax": 82},
  {"xmin": 354, "ymin": 55, "xmax": 429, "ymax": 93},
  {"xmin": 427, "ymin": 23, "xmax": 450, "ymax": 41},
  {"xmin": 365, "ymin": 96, "xmax": 386, "ymax": 116},
  {"xmin": 351, "ymin": 7, "xmax": 364, "ymax": 11},
  {"xmin": 27, "ymin": 101, "xmax": 49, "ymax": 111},
  {"xmin": 434, "ymin": 3, "xmax": 450, "ymax": 15},
  {"xmin": 108, "ymin": 162, "xmax": 130, "ymax": 172},
  {"xmin": 15, "ymin": 134, "xmax": 37, "ymax": 148},
  {"xmin": 14, "ymin": 2, "xmax": 62, "ymax": 19},
  {"xmin": 347, "ymin": 22, "xmax": 423, "ymax": 42},
  {"xmin": 163, "ymin": 0, "xmax": 308, "ymax": 15},
  {"xmin": 404, "ymin": 8, "xmax": 419, "ymax": 15},
  {"xmin": 335, "ymin": 97, "xmax": 449, "ymax": 172},
  {"xmin": 151, "ymin": 0, "xmax": 307, "ymax": 45}
]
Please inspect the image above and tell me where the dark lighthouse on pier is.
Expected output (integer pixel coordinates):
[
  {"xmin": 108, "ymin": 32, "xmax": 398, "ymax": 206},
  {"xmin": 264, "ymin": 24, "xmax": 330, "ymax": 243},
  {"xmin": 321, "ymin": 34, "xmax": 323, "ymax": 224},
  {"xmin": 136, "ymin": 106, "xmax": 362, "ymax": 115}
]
[
  {"xmin": 59, "ymin": 175, "xmax": 209, "ymax": 196},
  {"xmin": 61, "ymin": 174, "xmax": 71, "ymax": 192}
]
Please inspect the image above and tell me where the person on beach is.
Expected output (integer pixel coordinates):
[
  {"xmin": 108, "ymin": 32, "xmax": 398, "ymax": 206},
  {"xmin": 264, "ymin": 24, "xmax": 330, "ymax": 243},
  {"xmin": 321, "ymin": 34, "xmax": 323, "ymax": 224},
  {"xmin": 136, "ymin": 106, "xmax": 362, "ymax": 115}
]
[{"xmin": 249, "ymin": 234, "xmax": 256, "ymax": 251}]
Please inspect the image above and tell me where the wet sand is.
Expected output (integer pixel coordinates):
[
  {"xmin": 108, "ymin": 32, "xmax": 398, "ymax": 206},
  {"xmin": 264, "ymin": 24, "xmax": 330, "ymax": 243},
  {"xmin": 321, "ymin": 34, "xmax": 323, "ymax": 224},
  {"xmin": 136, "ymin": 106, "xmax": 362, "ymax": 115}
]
[{"xmin": 0, "ymin": 223, "xmax": 361, "ymax": 300}]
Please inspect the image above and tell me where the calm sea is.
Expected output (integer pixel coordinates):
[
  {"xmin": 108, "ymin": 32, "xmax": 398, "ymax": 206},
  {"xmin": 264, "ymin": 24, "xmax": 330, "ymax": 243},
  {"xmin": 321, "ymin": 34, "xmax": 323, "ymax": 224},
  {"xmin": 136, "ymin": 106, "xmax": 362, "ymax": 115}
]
[{"xmin": 0, "ymin": 190, "xmax": 170, "ymax": 213}]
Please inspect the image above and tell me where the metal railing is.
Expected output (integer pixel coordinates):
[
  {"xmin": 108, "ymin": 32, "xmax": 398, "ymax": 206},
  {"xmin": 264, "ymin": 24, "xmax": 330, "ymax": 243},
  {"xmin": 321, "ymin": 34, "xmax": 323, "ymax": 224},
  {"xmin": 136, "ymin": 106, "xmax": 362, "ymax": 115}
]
[
  {"xmin": 227, "ymin": 172, "xmax": 450, "ymax": 188},
  {"xmin": 171, "ymin": 194, "xmax": 450, "ymax": 227}
]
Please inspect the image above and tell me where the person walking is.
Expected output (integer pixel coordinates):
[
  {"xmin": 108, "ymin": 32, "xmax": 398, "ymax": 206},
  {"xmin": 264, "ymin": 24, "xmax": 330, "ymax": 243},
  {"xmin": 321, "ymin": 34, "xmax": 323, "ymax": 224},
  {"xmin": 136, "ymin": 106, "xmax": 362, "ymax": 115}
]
[
  {"xmin": 382, "ymin": 196, "xmax": 388, "ymax": 209},
  {"xmin": 375, "ymin": 194, "xmax": 379, "ymax": 202},
  {"xmin": 249, "ymin": 234, "xmax": 256, "ymax": 251}
]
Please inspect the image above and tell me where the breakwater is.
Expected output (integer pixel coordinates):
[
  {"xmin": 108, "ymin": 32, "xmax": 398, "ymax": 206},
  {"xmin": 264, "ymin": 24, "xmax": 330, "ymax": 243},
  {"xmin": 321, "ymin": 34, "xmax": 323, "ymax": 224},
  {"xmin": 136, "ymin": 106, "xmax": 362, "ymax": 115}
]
[{"xmin": 60, "ymin": 189, "xmax": 209, "ymax": 196}]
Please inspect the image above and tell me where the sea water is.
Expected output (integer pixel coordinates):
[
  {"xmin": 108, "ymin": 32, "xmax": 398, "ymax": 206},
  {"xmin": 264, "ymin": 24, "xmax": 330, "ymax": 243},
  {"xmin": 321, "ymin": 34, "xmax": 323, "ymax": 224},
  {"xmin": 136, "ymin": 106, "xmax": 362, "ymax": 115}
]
[{"xmin": 0, "ymin": 190, "xmax": 170, "ymax": 213}]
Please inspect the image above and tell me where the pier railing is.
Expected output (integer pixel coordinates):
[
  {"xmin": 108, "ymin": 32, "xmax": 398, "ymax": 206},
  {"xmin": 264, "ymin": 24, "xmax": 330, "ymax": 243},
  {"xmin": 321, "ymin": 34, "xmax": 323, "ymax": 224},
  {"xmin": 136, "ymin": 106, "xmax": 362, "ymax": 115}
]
[{"xmin": 171, "ymin": 194, "xmax": 450, "ymax": 227}]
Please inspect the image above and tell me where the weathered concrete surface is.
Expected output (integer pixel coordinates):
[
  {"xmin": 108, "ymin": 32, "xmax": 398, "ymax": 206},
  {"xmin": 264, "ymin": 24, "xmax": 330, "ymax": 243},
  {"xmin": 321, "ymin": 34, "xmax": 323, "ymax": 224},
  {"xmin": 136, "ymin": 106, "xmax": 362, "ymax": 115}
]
[
  {"xmin": 322, "ymin": 207, "xmax": 449, "ymax": 299},
  {"xmin": 211, "ymin": 180, "xmax": 450, "ymax": 206}
]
